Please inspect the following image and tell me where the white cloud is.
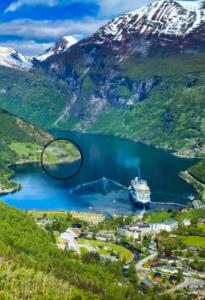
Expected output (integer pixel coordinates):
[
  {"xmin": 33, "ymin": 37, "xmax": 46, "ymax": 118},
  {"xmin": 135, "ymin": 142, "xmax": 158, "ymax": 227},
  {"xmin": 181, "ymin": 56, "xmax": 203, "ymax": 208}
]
[
  {"xmin": 0, "ymin": 18, "xmax": 108, "ymax": 41},
  {"xmin": 97, "ymin": 0, "xmax": 153, "ymax": 17},
  {"xmin": 2, "ymin": 0, "xmax": 156, "ymax": 55},
  {"xmin": 5, "ymin": 0, "xmax": 58, "ymax": 12},
  {"xmin": 5, "ymin": 0, "xmax": 153, "ymax": 15}
]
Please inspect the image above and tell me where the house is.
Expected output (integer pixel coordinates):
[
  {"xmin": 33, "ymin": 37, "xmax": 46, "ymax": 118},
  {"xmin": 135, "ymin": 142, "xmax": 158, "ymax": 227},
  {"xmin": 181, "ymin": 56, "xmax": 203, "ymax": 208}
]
[
  {"xmin": 150, "ymin": 260, "xmax": 159, "ymax": 268},
  {"xmin": 169, "ymin": 275, "xmax": 178, "ymax": 285},
  {"xmin": 153, "ymin": 272, "xmax": 162, "ymax": 283},
  {"xmin": 148, "ymin": 240, "xmax": 157, "ymax": 251},
  {"xmin": 58, "ymin": 228, "xmax": 78, "ymax": 251},
  {"xmin": 157, "ymin": 265, "xmax": 177, "ymax": 274},
  {"xmin": 133, "ymin": 251, "xmax": 140, "ymax": 260},
  {"xmin": 96, "ymin": 230, "xmax": 116, "ymax": 241},
  {"xmin": 187, "ymin": 246, "xmax": 197, "ymax": 252},
  {"xmin": 183, "ymin": 219, "xmax": 191, "ymax": 226},
  {"xmin": 141, "ymin": 280, "xmax": 155, "ymax": 289}
]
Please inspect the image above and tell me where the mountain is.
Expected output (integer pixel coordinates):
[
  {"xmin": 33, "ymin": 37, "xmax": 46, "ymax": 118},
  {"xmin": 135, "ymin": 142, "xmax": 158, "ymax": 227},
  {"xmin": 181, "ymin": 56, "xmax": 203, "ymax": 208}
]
[
  {"xmin": 37, "ymin": 35, "xmax": 78, "ymax": 61},
  {"xmin": 0, "ymin": 47, "xmax": 32, "ymax": 70},
  {"xmin": 0, "ymin": 36, "xmax": 78, "ymax": 70},
  {"xmin": 0, "ymin": 0, "xmax": 205, "ymax": 163},
  {"xmin": 80, "ymin": 0, "xmax": 205, "ymax": 59}
]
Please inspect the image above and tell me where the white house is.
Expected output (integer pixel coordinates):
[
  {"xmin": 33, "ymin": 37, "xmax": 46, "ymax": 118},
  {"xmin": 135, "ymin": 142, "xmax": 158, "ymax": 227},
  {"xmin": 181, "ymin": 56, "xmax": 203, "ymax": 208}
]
[
  {"xmin": 58, "ymin": 228, "xmax": 78, "ymax": 251},
  {"xmin": 183, "ymin": 219, "xmax": 191, "ymax": 226}
]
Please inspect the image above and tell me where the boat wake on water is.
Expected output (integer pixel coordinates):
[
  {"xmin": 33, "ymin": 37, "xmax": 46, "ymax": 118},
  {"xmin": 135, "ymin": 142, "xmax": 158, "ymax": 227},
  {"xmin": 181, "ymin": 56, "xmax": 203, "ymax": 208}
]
[
  {"xmin": 69, "ymin": 177, "xmax": 128, "ymax": 195},
  {"xmin": 68, "ymin": 177, "xmax": 188, "ymax": 214},
  {"xmin": 68, "ymin": 177, "xmax": 134, "ymax": 214}
]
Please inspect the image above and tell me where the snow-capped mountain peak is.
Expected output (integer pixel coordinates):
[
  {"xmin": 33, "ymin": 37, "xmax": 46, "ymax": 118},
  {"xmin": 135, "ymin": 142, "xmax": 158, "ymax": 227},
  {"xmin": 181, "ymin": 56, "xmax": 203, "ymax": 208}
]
[
  {"xmin": 92, "ymin": 0, "xmax": 205, "ymax": 43},
  {"xmin": 37, "ymin": 35, "xmax": 78, "ymax": 61},
  {"xmin": 0, "ymin": 47, "xmax": 32, "ymax": 70}
]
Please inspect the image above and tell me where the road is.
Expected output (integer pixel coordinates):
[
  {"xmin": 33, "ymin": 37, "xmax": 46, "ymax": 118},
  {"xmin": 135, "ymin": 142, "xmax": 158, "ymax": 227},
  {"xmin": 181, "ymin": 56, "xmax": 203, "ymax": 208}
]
[
  {"xmin": 135, "ymin": 251, "xmax": 157, "ymax": 270},
  {"xmin": 135, "ymin": 251, "xmax": 157, "ymax": 279},
  {"xmin": 167, "ymin": 277, "xmax": 205, "ymax": 293}
]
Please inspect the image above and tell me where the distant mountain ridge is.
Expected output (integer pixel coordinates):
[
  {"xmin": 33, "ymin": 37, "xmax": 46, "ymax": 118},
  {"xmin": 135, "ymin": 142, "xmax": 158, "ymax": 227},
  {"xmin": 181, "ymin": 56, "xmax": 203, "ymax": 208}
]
[
  {"xmin": 0, "ymin": 47, "xmax": 32, "ymax": 70},
  {"xmin": 76, "ymin": 0, "xmax": 205, "ymax": 59},
  {"xmin": 0, "ymin": 0, "xmax": 204, "ymax": 162}
]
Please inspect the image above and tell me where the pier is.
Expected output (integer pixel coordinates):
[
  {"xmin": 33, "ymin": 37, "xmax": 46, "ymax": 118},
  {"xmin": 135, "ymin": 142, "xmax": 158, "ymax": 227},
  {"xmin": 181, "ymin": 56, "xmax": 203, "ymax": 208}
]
[{"xmin": 152, "ymin": 201, "xmax": 188, "ymax": 208}]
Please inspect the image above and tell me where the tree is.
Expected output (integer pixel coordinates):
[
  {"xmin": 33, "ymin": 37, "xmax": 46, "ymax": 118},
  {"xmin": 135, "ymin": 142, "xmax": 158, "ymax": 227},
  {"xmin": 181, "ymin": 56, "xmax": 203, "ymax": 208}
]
[{"xmin": 82, "ymin": 252, "xmax": 100, "ymax": 264}]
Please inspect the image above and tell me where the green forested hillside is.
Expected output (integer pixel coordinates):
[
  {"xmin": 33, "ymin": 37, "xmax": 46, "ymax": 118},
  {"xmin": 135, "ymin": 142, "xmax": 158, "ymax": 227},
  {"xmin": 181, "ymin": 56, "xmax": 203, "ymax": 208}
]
[
  {"xmin": 89, "ymin": 54, "xmax": 205, "ymax": 157},
  {"xmin": 88, "ymin": 54, "xmax": 205, "ymax": 184},
  {"xmin": 0, "ymin": 67, "xmax": 68, "ymax": 128},
  {"xmin": 0, "ymin": 109, "xmax": 51, "ymax": 193},
  {"xmin": 0, "ymin": 54, "xmax": 205, "ymax": 185},
  {"xmin": 0, "ymin": 202, "xmax": 188, "ymax": 299}
]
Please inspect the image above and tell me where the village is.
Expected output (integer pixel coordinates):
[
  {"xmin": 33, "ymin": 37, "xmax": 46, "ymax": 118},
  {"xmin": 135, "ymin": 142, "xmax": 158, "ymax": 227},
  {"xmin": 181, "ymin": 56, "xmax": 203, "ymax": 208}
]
[{"xmin": 30, "ymin": 208, "xmax": 205, "ymax": 298}]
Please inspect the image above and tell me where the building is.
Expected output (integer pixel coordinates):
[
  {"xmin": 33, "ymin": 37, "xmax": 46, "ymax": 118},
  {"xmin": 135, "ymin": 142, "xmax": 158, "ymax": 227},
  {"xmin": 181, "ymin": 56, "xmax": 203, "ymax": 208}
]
[
  {"xmin": 141, "ymin": 280, "xmax": 155, "ymax": 289},
  {"xmin": 58, "ymin": 228, "xmax": 78, "ymax": 251},
  {"xmin": 157, "ymin": 265, "xmax": 177, "ymax": 274},
  {"xmin": 187, "ymin": 246, "xmax": 197, "ymax": 252},
  {"xmin": 119, "ymin": 220, "xmax": 178, "ymax": 239},
  {"xmin": 158, "ymin": 221, "xmax": 178, "ymax": 232},
  {"xmin": 153, "ymin": 272, "xmax": 162, "ymax": 283},
  {"xmin": 169, "ymin": 275, "xmax": 178, "ymax": 285},
  {"xmin": 119, "ymin": 223, "xmax": 150, "ymax": 239},
  {"xmin": 96, "ymin": 230, "xmax": 116, "ymax": 241},
  {"xmin": 183, "ymin": 219, "xmax": 191, "ymax": 226}
]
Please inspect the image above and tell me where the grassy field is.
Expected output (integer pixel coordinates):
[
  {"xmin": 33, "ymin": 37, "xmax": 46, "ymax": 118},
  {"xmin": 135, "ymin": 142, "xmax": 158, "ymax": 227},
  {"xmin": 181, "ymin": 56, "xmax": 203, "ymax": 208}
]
[
  {"xmin": 28, "ymin": 210, "xmax": 69, "ymax": 218},
  {"xmin": 147, "ymin": 211, "xmax": 174, "ymax": 223},
  {"xmin": 42, "ymin": 140, "xmax": 81, "ymax": 165},
  {"xmin": 147, "ymin": 209, "xmax": 205, "ymax": 223},
  {"xmin": 198, "ymin": 223, "xmax": 205, "ymax": 233},
  {"xmin": 80, "ymin": 239, "xmax": 133, "ymax": 263},
  {"xmin": 9, "ymin": 142, "xmax": 42, "ymax": 163},
  {"xmin": 179, "ymin": 236, "xmax": 205, "ymax": 247}
]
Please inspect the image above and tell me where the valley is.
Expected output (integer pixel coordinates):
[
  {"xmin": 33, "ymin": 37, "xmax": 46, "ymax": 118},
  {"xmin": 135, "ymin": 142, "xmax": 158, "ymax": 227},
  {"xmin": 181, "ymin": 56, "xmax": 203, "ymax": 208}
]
[{"xmin": 0, "ymin": 0, "xmax": 205, "ymax": 298}]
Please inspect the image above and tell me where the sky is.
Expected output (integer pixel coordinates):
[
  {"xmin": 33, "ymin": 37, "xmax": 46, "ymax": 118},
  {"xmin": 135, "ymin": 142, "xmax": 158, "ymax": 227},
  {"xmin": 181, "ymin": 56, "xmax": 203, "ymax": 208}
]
[{"xmin": 0, "ymin": 0, "xmax": 200, "ymax": 56}]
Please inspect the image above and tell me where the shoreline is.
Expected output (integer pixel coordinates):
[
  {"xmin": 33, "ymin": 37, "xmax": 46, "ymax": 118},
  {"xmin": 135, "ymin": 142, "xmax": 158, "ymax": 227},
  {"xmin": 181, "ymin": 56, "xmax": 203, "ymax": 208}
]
[
  {"xmin": 0, "ymin": 131, "xmax": 202, "ymax": 204},
  {"xmin": 180, "ymin": 171, "xmax": 205, "ymax": 193}
]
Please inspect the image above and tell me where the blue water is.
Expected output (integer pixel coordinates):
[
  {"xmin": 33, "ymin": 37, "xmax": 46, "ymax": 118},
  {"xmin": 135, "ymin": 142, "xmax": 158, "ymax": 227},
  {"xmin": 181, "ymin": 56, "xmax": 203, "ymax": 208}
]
[{"xmin": 2, "ymin": 131, "xmax": 197, "ymax": 214}]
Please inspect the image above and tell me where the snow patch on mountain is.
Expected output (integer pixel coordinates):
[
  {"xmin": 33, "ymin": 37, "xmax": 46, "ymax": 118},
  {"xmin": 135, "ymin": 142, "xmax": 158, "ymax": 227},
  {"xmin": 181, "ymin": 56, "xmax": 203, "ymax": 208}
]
[
  {"xmin": 37, "ymin": 36, "xmax": 78, "ymax": 61},
  {"xmin": 178, "ymin": 1, "xmax": 203, "ymax": 11},
  {"xmin": 0, "ymin": 47, "xmax": 32, "ymax": 70},
  {"xmin": 93, "ymin": 0, "xmax": 205, "ymax": 42}
]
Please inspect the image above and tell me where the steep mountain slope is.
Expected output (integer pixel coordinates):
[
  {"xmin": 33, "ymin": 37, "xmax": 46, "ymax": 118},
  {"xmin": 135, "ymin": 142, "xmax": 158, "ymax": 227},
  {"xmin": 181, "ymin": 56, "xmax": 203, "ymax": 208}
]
[
  {"xmin": 0, "ymin": 0, "xmax": 204, "ymax": 162},
  {"xmin": 0, "ymin": 201, "xmax": 153, "ymax": 300},
  {"xmin": 0, "ymin": 109, "xmax": 51, "ymax": 193},
  {"xmin": 83, "ymin": 0, "xmax": 205, "ymax": 58},
  {"xmin": 38, "ymin": 0, "xmax": 205, "ymax": 126},
  {"xmin": 0, "ymin": 66, "xmax": 68, "ymax": 127},
  {"xmin": 0, "ymin": 47, "xmax": 32, "ymax": 70}
]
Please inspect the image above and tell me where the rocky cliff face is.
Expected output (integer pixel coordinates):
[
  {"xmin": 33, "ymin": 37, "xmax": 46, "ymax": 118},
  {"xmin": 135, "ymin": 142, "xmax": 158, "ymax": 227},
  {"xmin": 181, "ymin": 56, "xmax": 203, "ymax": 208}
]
[
  {"xmin": 45, "ymin": 52, "xmax": 161, "ymax": 126},
  {"xmin": 39, "ymin": 0, "xmax": 205, "ymax": 126}
]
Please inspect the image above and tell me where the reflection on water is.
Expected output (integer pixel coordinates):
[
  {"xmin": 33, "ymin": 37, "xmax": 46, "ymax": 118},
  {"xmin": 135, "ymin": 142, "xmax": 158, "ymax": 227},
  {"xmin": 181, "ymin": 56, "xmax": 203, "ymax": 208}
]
[{"xmin": 2, "ymin": 131, "xmax": 197, "ymax": 214}]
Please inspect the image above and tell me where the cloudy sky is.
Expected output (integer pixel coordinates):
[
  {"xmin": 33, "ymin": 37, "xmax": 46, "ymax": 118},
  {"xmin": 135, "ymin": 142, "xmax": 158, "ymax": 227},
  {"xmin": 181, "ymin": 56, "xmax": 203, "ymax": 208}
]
[{"xmin": 0, "ymin": 0, "xmax": 198, "ymax": 55}]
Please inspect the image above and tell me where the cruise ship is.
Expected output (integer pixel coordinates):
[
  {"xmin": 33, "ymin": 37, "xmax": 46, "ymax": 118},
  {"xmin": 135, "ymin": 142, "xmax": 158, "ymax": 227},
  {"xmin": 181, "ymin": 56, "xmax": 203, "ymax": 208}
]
[{"xmin": 129, "ymin": 176, "xmax": 151, "ymax": 209}]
